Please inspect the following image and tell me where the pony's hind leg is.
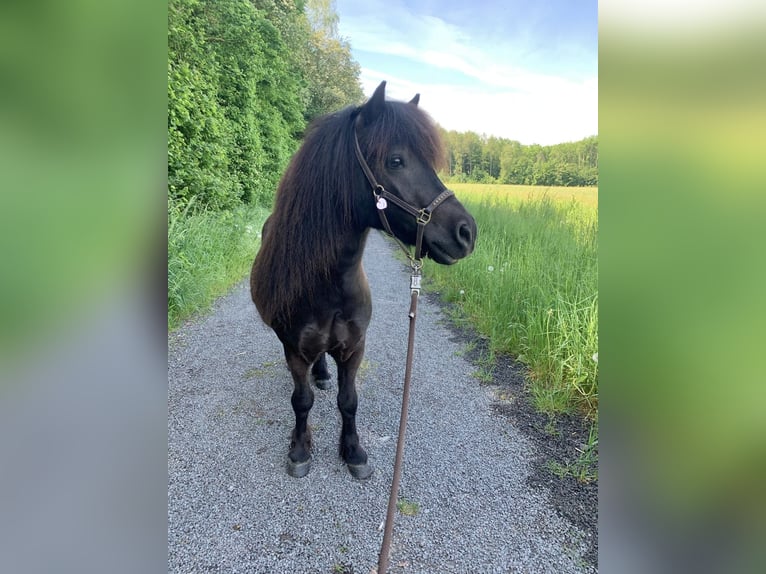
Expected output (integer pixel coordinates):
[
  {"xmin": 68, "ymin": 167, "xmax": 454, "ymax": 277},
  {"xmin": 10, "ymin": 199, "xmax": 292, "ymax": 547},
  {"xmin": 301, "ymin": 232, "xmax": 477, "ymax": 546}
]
[
  {"xmin": 311, "ymin": 353, "xmax": 332, "ymax": 390},
  {"xmin": 284, "ymin": 346, "xmax": 314, "ymax": 478},
  {"xmin": 332, "ymin": 344, "xmax": 372, "ymax": 480}
]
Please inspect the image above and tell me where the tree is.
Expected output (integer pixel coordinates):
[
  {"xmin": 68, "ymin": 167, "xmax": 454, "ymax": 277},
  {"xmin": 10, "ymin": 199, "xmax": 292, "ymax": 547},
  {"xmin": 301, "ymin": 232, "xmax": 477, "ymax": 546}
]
[
  {"xmin": 439, "ymin": 129, "xmax": 598, "ymax": 187},
  {"xmin": 302, "ymin": 0, "xmax": 364, "ymax": 120}
]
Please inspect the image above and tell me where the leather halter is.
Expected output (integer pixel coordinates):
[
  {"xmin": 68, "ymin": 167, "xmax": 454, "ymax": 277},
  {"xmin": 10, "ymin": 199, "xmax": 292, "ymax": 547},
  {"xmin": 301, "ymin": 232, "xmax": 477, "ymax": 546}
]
[{"xmin": 353, "ymin": 127, "xmax": 453, "ymax": 269}]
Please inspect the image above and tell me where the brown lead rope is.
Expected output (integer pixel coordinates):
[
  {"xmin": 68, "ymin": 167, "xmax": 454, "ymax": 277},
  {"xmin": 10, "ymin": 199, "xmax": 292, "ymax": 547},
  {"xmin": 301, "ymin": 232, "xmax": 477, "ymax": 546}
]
[
  {"xmin": 376, "ymin": 206, "xmax": 425, "ymax": 574},
  {"xmin": 353, "ymin": 126, "xmax": 452, "ymax": 573},
  {"xmin": 377, "ymin": 284, "xmax": 419, "ymax": 574}
]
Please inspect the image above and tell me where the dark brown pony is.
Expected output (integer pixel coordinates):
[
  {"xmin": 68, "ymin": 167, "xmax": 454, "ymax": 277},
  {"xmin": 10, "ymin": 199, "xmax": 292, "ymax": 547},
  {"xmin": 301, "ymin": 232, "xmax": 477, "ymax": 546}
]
[{"xmin": 250, "ymin": 82, "xmax": 476, "ymax": 479}]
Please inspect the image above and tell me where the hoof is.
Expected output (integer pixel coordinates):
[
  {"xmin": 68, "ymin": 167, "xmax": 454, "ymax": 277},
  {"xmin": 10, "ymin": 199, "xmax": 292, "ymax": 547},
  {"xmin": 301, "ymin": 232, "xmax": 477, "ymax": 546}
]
[
  {"xmin": 287, "ymin": 457, "xmax": 311, "ymax": 478},
  {"xmin": 347, "ymin": 462, "xmax": 373, "ymax": 480},
  {"xmin": 314, "ymin": 378, "xmax": 332, "ymax": 390}
]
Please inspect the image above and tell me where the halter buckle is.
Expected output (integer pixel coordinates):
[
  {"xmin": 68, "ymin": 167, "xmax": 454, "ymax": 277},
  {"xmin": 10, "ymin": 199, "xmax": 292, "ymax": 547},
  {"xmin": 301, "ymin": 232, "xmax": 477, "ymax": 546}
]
[{"xmin": 417, "ymin": 209, "xmax": 432, "ymax": 225}]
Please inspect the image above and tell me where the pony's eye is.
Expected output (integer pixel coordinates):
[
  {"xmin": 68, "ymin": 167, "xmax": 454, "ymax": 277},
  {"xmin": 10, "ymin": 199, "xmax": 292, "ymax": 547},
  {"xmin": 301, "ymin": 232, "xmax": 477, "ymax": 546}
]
[{"xmin": 388, "ymin": 156, "xmax": 404, "ymax": 169}]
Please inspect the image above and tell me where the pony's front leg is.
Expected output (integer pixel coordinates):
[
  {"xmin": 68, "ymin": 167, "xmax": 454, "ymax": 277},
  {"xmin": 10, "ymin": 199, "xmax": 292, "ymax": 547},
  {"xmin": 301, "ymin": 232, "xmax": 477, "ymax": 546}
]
[
  {"xmin": 284, "ymin": 346, "xmax": 314, "ymax": 478},
  {"xmin": 332, "ymin": 343, "xmax": 373, "ymax": 480}
]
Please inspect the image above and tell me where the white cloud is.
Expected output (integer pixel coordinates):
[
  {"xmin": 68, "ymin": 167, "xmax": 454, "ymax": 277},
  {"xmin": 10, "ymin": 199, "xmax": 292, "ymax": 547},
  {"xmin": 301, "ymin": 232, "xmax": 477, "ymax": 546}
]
[
  {"xmin": 359, "ymin": 69, "xmax": 597, "ymax": 146},
  {"xmin": 341, "ymin": 4, "xmax": 597, "ymax": 144}
]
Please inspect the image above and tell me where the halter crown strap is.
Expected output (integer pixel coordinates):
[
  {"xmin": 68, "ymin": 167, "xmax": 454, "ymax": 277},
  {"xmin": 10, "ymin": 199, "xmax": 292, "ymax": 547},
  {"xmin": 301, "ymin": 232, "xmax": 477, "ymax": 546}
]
[{"xmin": 352, "ymin": 128, "xmax": 453, "ymax": 266}]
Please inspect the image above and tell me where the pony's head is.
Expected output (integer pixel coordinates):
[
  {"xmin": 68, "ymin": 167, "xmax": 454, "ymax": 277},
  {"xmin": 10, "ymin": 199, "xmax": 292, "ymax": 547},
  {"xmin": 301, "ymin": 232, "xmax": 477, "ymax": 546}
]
[{"xmin": 355, "ymin": 81, "xmax": 477, "ymax": 264}]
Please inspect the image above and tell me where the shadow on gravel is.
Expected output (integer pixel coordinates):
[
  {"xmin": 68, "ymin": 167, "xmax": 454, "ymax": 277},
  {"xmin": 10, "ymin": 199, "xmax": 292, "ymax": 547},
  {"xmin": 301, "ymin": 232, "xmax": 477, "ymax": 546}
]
[{"xmin": 423, "ymin": 291, "xmax": 598, "ymax": 569}]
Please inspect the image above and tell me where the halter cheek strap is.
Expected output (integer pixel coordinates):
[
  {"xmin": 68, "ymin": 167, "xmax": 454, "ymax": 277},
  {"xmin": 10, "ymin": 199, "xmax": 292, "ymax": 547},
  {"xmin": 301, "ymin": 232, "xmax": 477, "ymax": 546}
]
[{"xmin": 352, "ymin": 128, "xmax": 454, "ymax": 272}]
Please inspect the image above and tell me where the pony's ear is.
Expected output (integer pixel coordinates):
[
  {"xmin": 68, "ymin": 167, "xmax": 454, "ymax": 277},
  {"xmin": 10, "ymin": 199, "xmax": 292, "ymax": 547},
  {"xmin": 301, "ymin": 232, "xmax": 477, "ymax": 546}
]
[
  {"xmin": 409, "ymin": 93, "xmax": 420, "ymax": 106},
  {"xmin": 361, "ymin": 81, "xmax": 386, "ymax": 124}
]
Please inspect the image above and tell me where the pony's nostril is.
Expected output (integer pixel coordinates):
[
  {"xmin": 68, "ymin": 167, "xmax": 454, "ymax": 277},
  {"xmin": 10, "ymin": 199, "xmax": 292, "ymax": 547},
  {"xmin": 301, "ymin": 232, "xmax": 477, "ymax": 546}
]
[{"xmin": 457, "ymin": 222, "xmax": 473, "ymax": 246}]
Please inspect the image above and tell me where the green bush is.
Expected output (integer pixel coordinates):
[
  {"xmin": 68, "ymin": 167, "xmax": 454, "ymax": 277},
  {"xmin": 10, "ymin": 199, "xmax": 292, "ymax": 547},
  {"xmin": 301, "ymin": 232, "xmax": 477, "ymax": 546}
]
[{"xmin": 167, "ymin": 0, "xmax": 307, "ymax": 210}]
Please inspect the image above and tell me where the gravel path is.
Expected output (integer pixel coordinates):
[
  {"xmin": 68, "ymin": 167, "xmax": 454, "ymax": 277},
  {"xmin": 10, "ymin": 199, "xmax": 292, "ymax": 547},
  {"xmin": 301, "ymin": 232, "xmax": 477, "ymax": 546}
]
[{"xmin": 168, "ymin": 231, "xmax": 594, "ymax": 574}]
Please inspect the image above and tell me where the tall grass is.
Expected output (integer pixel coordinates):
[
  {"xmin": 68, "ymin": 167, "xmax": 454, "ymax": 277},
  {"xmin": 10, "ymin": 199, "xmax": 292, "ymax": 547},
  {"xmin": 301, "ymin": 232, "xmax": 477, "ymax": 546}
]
[
  {"xmin": 426, "ymin": 184, "xmax": 598, "ymax": 418},
  {"xmin": 450, "ymin": 183, "xmax": 599, "ymax": 208},
  {"xmin": 168, "ymin": 200, "xmax": 269, "ymax": 330}
]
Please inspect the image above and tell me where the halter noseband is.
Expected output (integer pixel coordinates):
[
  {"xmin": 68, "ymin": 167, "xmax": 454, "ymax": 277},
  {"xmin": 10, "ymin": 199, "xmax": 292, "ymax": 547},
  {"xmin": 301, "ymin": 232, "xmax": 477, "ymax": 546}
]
[{"xmin": 352, "ymin": 126, "xmax": 453, "ymax": 270}]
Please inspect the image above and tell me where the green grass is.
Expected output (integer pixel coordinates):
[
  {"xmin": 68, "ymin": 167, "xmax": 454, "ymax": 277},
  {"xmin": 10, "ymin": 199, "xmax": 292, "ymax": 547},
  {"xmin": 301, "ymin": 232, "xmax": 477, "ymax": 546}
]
[
  {"xmin": 396, "ymin": 498, "xmax": 420, "ymax": 516},
  {"xmin": 168, "ymin": 200, "xmax": 269, "ymax": 330},
  {"xmin": 544, "ymin": 423, "xmax": 599, "ymax": 483},
  {"xmin": 450, "ymin": 183, "xmax": 598, "ymax": 209},
  {"xmin": 425, "ymin": 184, "xmax": 598, "ymax": 419}
]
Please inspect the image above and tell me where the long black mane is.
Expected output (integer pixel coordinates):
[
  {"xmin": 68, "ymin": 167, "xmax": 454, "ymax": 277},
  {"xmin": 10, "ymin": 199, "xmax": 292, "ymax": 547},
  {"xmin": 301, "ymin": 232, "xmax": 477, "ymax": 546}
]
[{"xmin": 251, "ymin": 100, "xmax": 445, "ymax": 326}]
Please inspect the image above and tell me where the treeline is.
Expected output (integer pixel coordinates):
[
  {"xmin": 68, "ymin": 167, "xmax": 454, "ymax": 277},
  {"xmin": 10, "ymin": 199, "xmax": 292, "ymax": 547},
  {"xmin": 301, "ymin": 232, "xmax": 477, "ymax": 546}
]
[
  {"xmin": 168, "ymin": 0, "xmax": 363, "ymax": 210},
  {"xmin": 440, "ymin": 130, "xmax": 598, "ymax": 187}
]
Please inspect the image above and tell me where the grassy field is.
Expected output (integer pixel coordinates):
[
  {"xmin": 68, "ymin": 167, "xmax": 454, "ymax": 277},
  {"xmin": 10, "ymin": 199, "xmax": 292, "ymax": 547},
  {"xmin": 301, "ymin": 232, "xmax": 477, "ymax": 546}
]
[
  {"xmin": 449, "ymin": 183, "xmax": 598, "ymax": 209},
  {"xmin": 168, "ymin": 201, "xmax": 269, "ymax": 330},
  {"xmin": 425, "ymin": 184, "xmax": 599, "ymax": 421}
]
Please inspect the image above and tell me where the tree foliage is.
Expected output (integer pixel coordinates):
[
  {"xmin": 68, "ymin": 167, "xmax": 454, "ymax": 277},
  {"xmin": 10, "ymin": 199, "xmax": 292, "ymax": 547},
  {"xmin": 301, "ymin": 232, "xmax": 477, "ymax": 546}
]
[
  {"xmin": 302, "ymin": 0, "xmax": 364, "ymax": 119},
  {"xmin": 168, "ymin": 0, "xmax": 363, "ymax": 211},
  {"xmin": 440, "ymin": 129, "xmax": 598, "ymax": 187}
]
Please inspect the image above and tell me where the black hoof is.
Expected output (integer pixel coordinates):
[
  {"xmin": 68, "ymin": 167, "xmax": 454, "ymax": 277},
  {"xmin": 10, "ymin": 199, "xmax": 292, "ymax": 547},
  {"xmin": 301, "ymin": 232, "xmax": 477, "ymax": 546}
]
[
  {"xmin": 347, "ymin": 462, "xmax": 373, "ymax": 480},
  {"xmin": 287, "ymin": 457, "xmax": 311, "ymax": 478},
  {"xmin": 314, "ymin": 378, "xmax": 331, "ymax": 390}
]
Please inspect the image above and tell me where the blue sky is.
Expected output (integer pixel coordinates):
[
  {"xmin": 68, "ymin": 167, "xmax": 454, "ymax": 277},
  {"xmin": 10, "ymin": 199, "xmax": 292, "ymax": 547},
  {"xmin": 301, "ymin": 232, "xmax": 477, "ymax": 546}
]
[{"xmin": 335, "ymin": 0, "xmax": 597, "ymax": 145}]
